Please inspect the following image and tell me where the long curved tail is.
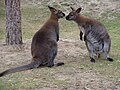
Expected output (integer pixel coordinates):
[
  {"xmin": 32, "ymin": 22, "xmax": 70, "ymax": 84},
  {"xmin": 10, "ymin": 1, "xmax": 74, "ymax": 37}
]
[{"xmin": 0, "ymin": 61, "xmax": 40, "ymax": 77}]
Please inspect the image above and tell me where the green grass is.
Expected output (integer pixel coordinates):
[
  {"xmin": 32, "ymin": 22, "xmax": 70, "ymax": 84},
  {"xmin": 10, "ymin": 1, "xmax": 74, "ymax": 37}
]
[
  {"xmin": 61, "ymin": 13, "xmax": 120, "ymax": 86},
  {"xmin": 0, "ymin": 0, "xmax": 5, "ymax": 40},
  {"xmin": 0, "ymin": 0, "xmax": 120, "ymax": 89},
  {"xmin": 21, "ymin": 5, "xmax": 50, "ymax": 40},
  {"xmin": 79, "ymin": 16, "xmax": 120, "ymax": 84},
  {"xmin": 103, "ymin": 16, "xmax": 120, "ymax": 54},
  {"xmin": 0, "ymin": 67, "xmax": 72, "ymax": 89},
  {"xmin": 0, "ymin": 0, "xmax": 5, "ymax": 19}
]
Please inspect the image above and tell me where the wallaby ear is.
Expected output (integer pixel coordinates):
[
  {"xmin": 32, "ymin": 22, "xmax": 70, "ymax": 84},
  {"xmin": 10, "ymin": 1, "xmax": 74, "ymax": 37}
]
[
  {"xmin": 48, "ymin": 6, "xmax": 56, "ymax": 12},
  {"xmin": 75, "ymin": 7, "xmax": 82, "ymax": 13},
  {"xmin": 70, "ymin": 7, "xmax": 75, "ymax": 11}
]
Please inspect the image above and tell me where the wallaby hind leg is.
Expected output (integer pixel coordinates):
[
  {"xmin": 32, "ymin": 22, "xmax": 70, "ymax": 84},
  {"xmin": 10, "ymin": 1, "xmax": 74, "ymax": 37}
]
[
  {"xmin": 85, "ymin": 41, "xmax": 95, "ymax": 63},
  {"xmin": 89, "ymin": 52, "xmax": 95, "ymax": 63},
  {"xmin": 103, "ymin": 41, "xmax": 113, "ymax": 62},
  {"xmin": 103, "ymin": 52, "xmax": 113, "ymax": 62},
  {"xmin": 47, "ymin": 48, "xmax": 57, "ymax": 67}
]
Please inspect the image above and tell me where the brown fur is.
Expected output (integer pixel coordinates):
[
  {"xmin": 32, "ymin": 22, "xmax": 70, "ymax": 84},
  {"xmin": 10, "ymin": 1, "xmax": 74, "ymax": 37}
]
[{"xmin": 0, "ymin": 6, "xmax": 65, "ymax": 77}]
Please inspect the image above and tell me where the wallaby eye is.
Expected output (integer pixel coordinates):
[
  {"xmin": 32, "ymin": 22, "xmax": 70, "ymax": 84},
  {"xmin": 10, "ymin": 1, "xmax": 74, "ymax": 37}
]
[
  {"xmin": 53, "ymin": 10, "xmax": 57, "ymax": 12},
  {"xmin": 69, "ymin": 12, "xmax": 74, "ymax": 16}
]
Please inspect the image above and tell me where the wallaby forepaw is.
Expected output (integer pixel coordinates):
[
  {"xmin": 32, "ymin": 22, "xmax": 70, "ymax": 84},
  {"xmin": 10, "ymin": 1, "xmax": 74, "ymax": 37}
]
[
  {"xmin": 84, "ymin": 36, "xmax": 86, "ymax": 41},
  {"xmin": 90, "ymin": 58, "xmax": 95, "ymax": 63},
  {"xmin": 80, "ymin": 37, "xmax": 83, "ymax": 41}
]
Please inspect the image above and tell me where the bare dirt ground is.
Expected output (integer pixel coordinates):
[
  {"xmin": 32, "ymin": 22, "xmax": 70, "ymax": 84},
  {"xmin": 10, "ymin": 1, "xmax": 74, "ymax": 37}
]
[{"xmin": 0, "ymin": 39, "xmax": 120, "ymax": 90}]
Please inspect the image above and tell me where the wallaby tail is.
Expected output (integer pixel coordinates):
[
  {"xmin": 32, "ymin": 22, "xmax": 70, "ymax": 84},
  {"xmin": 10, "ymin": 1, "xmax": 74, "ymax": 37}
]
[{"xmin": 0, "ymin": 61, "xmax": 41, "ymax": 77}]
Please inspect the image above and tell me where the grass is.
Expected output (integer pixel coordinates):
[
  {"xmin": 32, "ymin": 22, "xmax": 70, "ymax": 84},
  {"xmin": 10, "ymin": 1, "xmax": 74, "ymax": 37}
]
[
  {"xmin": 0, "ymin": 67, "xmax": 73, "ymax": 89},
  {"xmin": 21, "ymin": 4, "xmax": 50, "ymax": 40},
  {"xmin": 0, "ymin": 0, "xmax": 5, "ymax": 40},
  {"xmin": 0, "ymin": 0, "xmax": 120, "ymax": 89}
]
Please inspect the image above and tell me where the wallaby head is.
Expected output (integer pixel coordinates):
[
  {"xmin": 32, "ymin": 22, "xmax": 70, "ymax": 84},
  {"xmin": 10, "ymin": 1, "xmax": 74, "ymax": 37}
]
[
  {"xmin": 66, "ymin": 7, "xmax": 82, "ymax": 21},
  {"xmin": 48, "ymin": 6, "xmax": 65, "ymax": 19}
]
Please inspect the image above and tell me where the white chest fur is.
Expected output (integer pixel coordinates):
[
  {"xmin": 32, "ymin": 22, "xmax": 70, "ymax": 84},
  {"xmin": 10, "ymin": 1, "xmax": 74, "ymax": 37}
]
[
  {"xmin": 78, "ymin": 26, "xmax": 85, "ymax": 34},
  {"xmin": 78, "ymin": 25, "xmax": 85, "ymax": 40}
]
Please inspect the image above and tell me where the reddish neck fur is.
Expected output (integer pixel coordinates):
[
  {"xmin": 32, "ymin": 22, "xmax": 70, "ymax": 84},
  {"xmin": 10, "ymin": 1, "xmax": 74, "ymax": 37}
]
[
  {"xmin": 49, "ymin": 13, "xmax": 58, "ymax": 21},
  {"xmin": 75, "ymin": 14, "xmax": 90, "ymax": 26},
  {"xmin": 42, "ymin": 13, "xmax": 58, "ymax": 27},
  {"xmin": 41, "ymin": 12, "xmax": 59, "ymax": 30}
]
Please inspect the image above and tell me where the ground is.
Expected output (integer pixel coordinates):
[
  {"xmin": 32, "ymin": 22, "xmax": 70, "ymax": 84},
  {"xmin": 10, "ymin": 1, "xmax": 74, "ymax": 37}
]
[
  {"xmin": 0, "ymin": 39, "xmax": 120, "ymax": 90},
  {"xmin": 0, "ymin": 0, "xmax": 120, "ymax": 90}
]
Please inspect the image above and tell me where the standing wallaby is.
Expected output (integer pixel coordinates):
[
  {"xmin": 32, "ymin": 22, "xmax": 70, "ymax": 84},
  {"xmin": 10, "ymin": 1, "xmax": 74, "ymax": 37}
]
[
  {"xmin": 0, "ymin": 6, "xmax": 65, "ymax": 77},
  {"xmin": 66, "ymin": 7, "xmax": 113, "ymax": 63}
]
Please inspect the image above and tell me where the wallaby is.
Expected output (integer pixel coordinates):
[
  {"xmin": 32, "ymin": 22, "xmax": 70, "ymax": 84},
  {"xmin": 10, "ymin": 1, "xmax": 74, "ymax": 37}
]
[
  {"xmin": 66, "ymin": 7, "xmax": 113, "ymax": 63},
  {"xmin": 0, "ymin": 6, "xmax": 65, "ymax": 77}
]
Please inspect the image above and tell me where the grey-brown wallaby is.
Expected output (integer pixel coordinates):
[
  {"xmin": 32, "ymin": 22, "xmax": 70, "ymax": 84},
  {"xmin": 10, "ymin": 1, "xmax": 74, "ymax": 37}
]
[{"xmin": 66, "ymin": 7, "xmax": 113, "ymax": 63}]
